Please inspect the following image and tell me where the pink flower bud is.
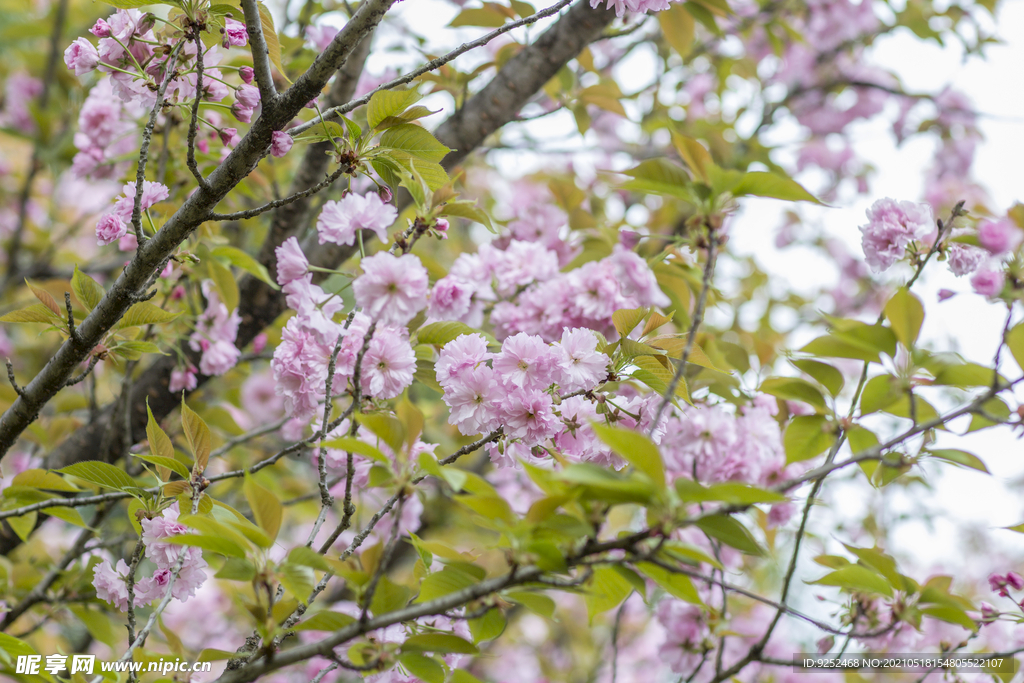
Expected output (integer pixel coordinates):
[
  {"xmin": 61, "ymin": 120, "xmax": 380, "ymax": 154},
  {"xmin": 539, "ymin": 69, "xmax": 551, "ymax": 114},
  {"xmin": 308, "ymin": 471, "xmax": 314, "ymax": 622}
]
[
  {"xmin": 435, "ymin": 218, "xmax": 449, "ymax": 232},
  {"xmin": 252, "ymin": 333, "xmax": 267, "ymax": 354},
  {"xmin": 89, "ymin": 18, "xmax": 111, "ymax": 38},
  {"xmin": 218, "ymin": 127, "xmax": 239, "ymax": 146},
  {"xmin": 239, "ymin": 66, "xmax": 254, "ymax": 84},
  {"xmin": 937, "ymin": 289, "xmax": 956, "ymax": 302},
  {"xmin": 270, "ymin": 130, "xmax": 293, "ymax": 158},
  {"xmin": 378, "ymin": 185, "xmax": 393, "ymax": 203}
]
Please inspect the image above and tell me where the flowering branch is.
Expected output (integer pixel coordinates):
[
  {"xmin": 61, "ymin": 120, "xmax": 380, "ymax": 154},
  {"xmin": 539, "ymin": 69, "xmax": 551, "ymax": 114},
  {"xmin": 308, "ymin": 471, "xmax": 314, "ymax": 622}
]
[{"xmin": 207, "ymin": 165, "xmax": 347, "ymax": 221}]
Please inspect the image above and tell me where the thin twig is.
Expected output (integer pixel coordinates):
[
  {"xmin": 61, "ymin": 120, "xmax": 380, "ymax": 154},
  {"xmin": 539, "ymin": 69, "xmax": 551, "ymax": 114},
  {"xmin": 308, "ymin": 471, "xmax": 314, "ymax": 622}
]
[
  {"xmin": 207, "ymin": 166, "xmax": 346, "ymax": 221},
  {"xmin": 130, "ymin": 41, "xmax": 186, "ymax": 249},
  {"xmin": 186, "ymin": 33, "xmax": 210, "ymax": 190}
]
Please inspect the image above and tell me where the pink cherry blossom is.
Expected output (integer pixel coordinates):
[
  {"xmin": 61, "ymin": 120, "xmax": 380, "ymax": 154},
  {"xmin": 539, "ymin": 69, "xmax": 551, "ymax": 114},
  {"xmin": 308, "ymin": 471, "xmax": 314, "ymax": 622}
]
[
  {"xmin": 64, "ymin": 37, "xmax": 100, "ymax": 76},
  {"xmin": 442, "ymin": 364, "xmax": 503, "ymax": 436},
  {"xmin": 93, "ymin": 558, "xmax": 132, "ymax": 611},
  {"xmin": 436, "ymin": 333, "xmax": 492, "ymax": 387},
  {"xmin": 946, "ymin": 243, "xmax": 984, "ymax": 277},
  {"xmin": 971, "ymin": 267, "xmax": 1004, "ymax": 298},
  {"xmin": 427, "ymin": 276, "xmax": 473, "ymax": 322},
  {"xmin": 169, "ymin": 366, "xmax": 198, "ymax": 393},
  {"xmin": 492, "ymin": 333, "xmax": 559, "ymax": 391},
  {"xmin": 223, "ymin": 18, "xmax": 248, "ymax": 47},
  {"xmin": 275, "ymin": 236, "xmax": 309, "ymax": 285},
  {"xmin": 95, "ymin": 213, "xmax": 127, "ymax": 246},
  {"xmin": 317, "ymin": 193, "xmax": 398, "ymax": 246},
  {"xmin": 239, "ymin": 66, "xmax": 254, "ymax": 84},
  {"xmin": 977, "ymin": 218, "xmax": 1022, "ymax": 255},
  {"xmin": 353, "ymin": 252, "xmax": 429, "ymax": 326},
  {"xmin": 501, "ymin": 388, "xmax": 559, "ymax": 446},
  {"xmin": 859, "ymin": 198, "xmax": 934, "ymax": 272},
  {"xmin": 554, "ymin": 328, "xmax": 609, "ymax": 392},
  {"xmin": 360, "ymin": 327, "xmax": 416, "ymax": 399}
]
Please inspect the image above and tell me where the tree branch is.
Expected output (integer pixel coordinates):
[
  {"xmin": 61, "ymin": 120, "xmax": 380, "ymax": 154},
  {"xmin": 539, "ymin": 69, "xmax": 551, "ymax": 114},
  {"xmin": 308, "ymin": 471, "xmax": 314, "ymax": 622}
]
[{"xmin": 240, "ymin": 0, "xmax": 278, "ymax": 107}]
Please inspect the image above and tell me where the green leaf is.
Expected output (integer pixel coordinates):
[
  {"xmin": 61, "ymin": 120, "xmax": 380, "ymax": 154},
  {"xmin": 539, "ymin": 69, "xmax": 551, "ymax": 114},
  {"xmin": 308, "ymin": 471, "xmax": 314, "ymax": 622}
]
[
  {"xmin": 439, "ymin": 200, "xmax": 495, "ymax": 232},
  {"xmin": 117, "ymin": 301, "xmax": 180, "ymax": 329},
  {"xmin": 635, "ymin": 561, "xmax": 702, "ymax": 604},
  {"xmin": 558, "ymin": 463, "xmax": 657, "ymax": 504},
  {"xmin": 211, "ymin": 246, "xmax": 278, "ymax": 290},
  {"xmin": 181, "ymin": 402, "xmax": 212, "ymax": 472},
  {"xmin": 72, "ymin": 265, "xmax": 105, "ymax": 311},
  {"xmin": 591, "ymin": 423, "xmax": 665, "ymax": 488},
  {"xmin": 111, "ymin": 340, "xmax": 165, "ymax": 360},
  {"xmin": 278, "ymin": 561, "xmax": 315, "ymax": 604},
  {"xmin": 659, "ymin": 3, "xmax": 695, "ymax": 58},
  {"xmin": 416, "ymin": 566, "xmax": 477, "ymax": 603},
  {"xmin": 859, "ymin": 375, "xmax": 903, "ymax": 414},
  {"xmin": 58, "ymin": 461, "xmax": 136, "ymax": 491},
  {"xmin": 402, "ymin": 633, "xmax": 478, "ymax": 654},
  {"xmin": 355, "ymin": 413, "xmax": 405, "ymax": 455},
  {"xmin": 417, "ymin": 321, "xmax": 477, "ymax": 346},
  {"xmin": 0, "ymin": 303, "xmax": 60, "ymax": 324},
  {"xmin": 731, "ymin": 171, "xmax": 821, "ymax": 203},
  {"xmin": 133, "ymin": 454, "xmax": 190, "ymax": 479},
  {"xmin": 257, "ymin": 0, "xmax": 287, "ymax": 80},
  {"xmin": 759, "ymin": 377, "xmax": 828, "ymax": 412},
  {"xmin": 368, "ymin": 89, "xmax": 422, "ymax": 129},
  {"xmin": 146, "ymin": 400, "xmax": 175, "ymax": 462},
  {"xmin": 450, "ymin": 671, "xmax": 486, "ymax": 683},
  {"xmin": 919, "ymin": 605, "xmax": 978, "ymax": 631},
  {"xmin": 671, "ymin": 133, "xmax": 712, "ymax": 184},
  {"xmin": 371, "ymin": 576, "xmax": 413, "ymax": 616},
  {"xmin": 208, "ymin": 257, "xmax": 240, "ymax": 313},
  {"xmin": 293, "ymin": 611, "xmax": 357, "ymax": 632},
  {"xmin": 243, "ymin": 473, "xmax": 283, "ymax": 541},
  {"xmin": 884, "ymin": 288, "xmax": 924, "ymax": 349},
  {"xmin": 926, "ymin": 448, "xmax": 989, "ymax": 473},
  {"xmin": 810, "ymin": 565, "xmax": 893, "ymax": 597},
  {"xmin": 790, "ymin": 359, "xmax": 845, "ymax": 397},
  {"xmin": 398, "ymin": 653, "xmax": 445, "ymax": 683},
  {"xmin": 620, "ymin": 158, "xmax": 695, "ymax": 202},
  {"xmin": 99, "ymin": 0, "xmax": 156, "ymax": 8},
  {"xmin": 287, "ymin": 546, "xmax": 330, "ymax": 571},
  {"xmin": 841, "ymin": 544, "xmax": 902, "ymax": 586},
  {"xmin": 9, "ymin": 468, "xmax": 79, "ymax": 492},
  {"xmin": 319, "ymin": 436, "xmax": 390, "ymax": 464},
  {"xmin": 674, "ymin": 479, "xmax": 786, "ymax": 505},
  {"xmin": 505, "ymin": 591, "xmax": 555, "ymax": 618},
  {"xmin": 1005, "ymin": 322, "xmax": 1024, "ymax": 372},
  {"xmin": 380, "ymin": 124, "xmax": 451, "ymax": 163},
  {"xmin": 215, "ymin": 557, "xmax": 257, "ymax": 581},
  {"xmin": 784, "ymin": 415, "xmax": 835, "ymax": 463},
  {"xmin": 166, "ymin": 533, "xmax": 247, "ymax": 558},
  {"xmin": 612, "ymin": 307, "xmax": 649, "ymax": 338},
  {"xmin": 468, "ymin": 607, "xmax": 506, "ymax": 643},
  {"xmin": 585, "ymin": 566, "xmax": 634, "ymax": 621},
  {"xmin": 694, "ymin": 515, "xmax": 765, "ymax": 555},
  {"xmin": 448, "ymin": 6, "xmax": 508, "ymax": 27}
]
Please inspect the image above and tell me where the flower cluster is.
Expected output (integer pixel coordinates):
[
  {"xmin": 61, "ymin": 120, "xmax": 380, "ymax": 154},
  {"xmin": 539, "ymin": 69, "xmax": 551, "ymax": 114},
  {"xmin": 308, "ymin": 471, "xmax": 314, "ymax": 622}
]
[
  {"xmin": 94, "ymin": 180, "xmax": 169, "ymax": 246},
  {"xmin": 188, "ymin": 280, "xmax": 242, "ymax": 377},
  {"xmin": 429, "ymin": 241, "xmax": 668, "ymax": 341},
  {"xmin": 437, "ymin": 330, "xmax": 619, "ymax": 465},
  {"xmin": 271, "ymin": 239, "xmax": 422, "ymax": 421},
  {"xmin": 93, "ymin": 503, "xmax": 207, "ymax": 610}
]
